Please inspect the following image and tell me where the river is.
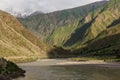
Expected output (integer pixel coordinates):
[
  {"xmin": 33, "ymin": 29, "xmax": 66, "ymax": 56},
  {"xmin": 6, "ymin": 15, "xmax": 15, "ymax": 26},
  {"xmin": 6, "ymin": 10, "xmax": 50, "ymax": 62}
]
[{"xmin": 15, "ymin": 59, "xmax": 120, "ymax": 80}]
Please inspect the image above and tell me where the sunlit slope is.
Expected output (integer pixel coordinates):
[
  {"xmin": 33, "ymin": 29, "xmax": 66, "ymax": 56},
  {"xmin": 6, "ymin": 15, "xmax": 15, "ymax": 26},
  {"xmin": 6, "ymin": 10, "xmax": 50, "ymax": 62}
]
[
  {"xmin": 74, "ymin": 23, "xmax": 120, "ymax": 58},
  {"xmin": 18, "ymin": 1, "xmax": 107, "ymax": 46},
  {"xmin": 0, "ymin": 10, "xmax": 47, "ymax": 61},
  {"xmin": 71, "ymin": 0, "xmax": 120, "ymax": 57},
  {"xmin": 88, "ymin": 22, "xmax": 120, "ymax": 51},
  {"xmin": 64, "ymin": 0, "xmax": 120, "ymax": 47}
]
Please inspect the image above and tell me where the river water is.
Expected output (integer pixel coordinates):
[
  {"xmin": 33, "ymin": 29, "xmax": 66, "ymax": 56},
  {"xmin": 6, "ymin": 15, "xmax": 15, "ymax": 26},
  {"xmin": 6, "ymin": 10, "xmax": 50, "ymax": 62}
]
[{"xmin": 15, "ymin": 59, "xmax": 120, "ymax": 80}]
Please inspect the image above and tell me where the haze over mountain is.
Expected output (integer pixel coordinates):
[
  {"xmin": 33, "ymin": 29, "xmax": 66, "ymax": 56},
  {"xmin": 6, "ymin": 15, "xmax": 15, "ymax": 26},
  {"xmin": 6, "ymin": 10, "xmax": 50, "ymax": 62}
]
[{"xmin": 0, "ymin": 0, "xmax": 106, "ymax": 17}]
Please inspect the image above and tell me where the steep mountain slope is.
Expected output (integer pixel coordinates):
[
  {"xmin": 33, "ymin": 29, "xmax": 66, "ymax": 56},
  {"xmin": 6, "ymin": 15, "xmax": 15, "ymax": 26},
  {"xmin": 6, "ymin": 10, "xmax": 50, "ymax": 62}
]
[
  {"xmin": 74, "ymin": 22, "xmax": 120, "ymax": 58},
  {"xmin": 0, "ymin": 10, "xmax": 47, "ymax": 62},
  {"xmin": 69, "ymin": 0, "xmax": 120, "ymax": 58},
  {"xmin": 89, "ymin": 23, "xmax": 120, "ymax": 51},
  {"xmin": 18, "ymin": 1, "xmax": 107, "ymax": 46},
  {"xmin": 64, "ymin": 0, "xmax": 120, "ymax": 47}
]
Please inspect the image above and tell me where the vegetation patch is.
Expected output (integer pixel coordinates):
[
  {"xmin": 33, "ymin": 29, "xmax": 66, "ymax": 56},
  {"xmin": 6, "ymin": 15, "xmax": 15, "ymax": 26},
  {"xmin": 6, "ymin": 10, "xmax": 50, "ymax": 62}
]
[{"xmin": 0, "ymin": 58, "xmax": 25, "ymax": 80}]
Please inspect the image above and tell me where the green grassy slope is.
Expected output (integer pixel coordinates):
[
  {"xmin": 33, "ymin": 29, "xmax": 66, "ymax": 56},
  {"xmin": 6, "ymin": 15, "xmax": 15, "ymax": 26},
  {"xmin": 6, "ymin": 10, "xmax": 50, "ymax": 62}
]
[
  {"xmin": 73, "ymin": 23, "xmax": 120, "ymax": 59},
  {"xmin": 82, "ymin": 0, "xmax": 120, "ymax": 44},
  {"xmin": 0, "ymin": 58, "xmax": 25, "ymax": 79},
  {"xmin": 70, "ymin": 0, "xmax": 120, "ymax": 59},
  {"xmin": 18, "ymin": 1, "xmax": 107, "ymax": 46},
  {"xmin": 64, "ymin": 0, "xmax": 120, "ymax": 47},
  {"xmin": 88, "ymin": 23, "xmax": 120, "ymax": 52},
  {"xmin": 0, "ymin": 10, "xmax": 47, "ymax": 62}
]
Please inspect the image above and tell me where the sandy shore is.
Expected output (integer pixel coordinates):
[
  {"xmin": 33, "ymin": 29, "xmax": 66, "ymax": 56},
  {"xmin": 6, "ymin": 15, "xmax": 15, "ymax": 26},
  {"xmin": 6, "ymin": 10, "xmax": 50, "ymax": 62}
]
[
  {"xmin": 18, "ymin": 59, "xmax": 120, "ymax": 68},
  {"xmin": 58, "ymin": 60, "xmax": 120, "ymax": 68},
  {"xmin": 57, "ymin": 60, "xmax": 106, "ymax": 65}
]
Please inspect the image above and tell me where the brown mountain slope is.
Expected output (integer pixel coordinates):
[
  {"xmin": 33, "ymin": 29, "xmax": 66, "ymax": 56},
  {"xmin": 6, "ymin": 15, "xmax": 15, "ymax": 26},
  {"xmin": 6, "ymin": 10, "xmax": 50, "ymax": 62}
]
[{"xmin": 0, "ymin": 10, "xmax": 47, "ymax": 62}]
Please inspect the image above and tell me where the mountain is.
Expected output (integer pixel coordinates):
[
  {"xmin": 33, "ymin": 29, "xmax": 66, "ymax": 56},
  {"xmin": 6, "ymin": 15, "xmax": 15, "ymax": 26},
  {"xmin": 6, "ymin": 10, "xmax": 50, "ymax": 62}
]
[
  {"xmin": 5, "ymin": 8, "xmax": 31, "ymax": 18},
  {"xmin": 5, "ymin": 8, "xmax": 44, "ymax": 18},
  {"xmin": 18, "ymin": 1, "xmax": 107, "ymax": 46},
  {"xmin": 0, "ymin": 58, "xmax": 25, "ymax": 79},
  {"xmin": 74, "ymin": 22, "xmax": 120, "ymax": 58},
  {"xmin": 17, "ymin": 0, "xmax": 120, "ymax": 59},
  {"xmin": 64, "ymin": 0, "xmax": 120, "ymax": 47},
  {"xmin": 0, "ymin": 10, "xmax": 47, "ymax": 62},
  {"xmin": 48, "ymin": 0, "xmax": 120, "ymax": 59},
  {"xmin": 30, "ymin": 11, "xmax": 44, "ymax": 16},
  {"xmin": 68, "ymin": 0, "xmax": 120, "ymax": 59}
]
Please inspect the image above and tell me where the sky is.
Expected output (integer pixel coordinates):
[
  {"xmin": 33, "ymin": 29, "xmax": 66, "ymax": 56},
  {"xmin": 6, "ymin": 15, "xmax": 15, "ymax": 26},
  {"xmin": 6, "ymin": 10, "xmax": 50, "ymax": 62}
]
[{"xmin": 0, "ymin": 0, "xmax": 105, "ymax": 15}]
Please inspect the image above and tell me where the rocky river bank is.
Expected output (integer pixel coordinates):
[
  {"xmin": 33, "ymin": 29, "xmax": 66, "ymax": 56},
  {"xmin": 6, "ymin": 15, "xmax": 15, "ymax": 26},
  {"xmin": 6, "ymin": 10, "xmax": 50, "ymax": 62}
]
[{"xmin": 0, "ymin": 58, "xmax": 25, "ymax": 80}]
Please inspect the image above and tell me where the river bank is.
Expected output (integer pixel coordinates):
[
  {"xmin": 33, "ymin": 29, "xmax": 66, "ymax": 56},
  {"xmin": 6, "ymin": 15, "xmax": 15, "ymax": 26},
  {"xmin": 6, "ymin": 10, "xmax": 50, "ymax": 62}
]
[
  {"xmin": 0, "ymin": 58, "xmax": 25, "ymax": 80},
  {"xmin": 18, "ymin": 59, "xmax": 120, "ymax": 68}
]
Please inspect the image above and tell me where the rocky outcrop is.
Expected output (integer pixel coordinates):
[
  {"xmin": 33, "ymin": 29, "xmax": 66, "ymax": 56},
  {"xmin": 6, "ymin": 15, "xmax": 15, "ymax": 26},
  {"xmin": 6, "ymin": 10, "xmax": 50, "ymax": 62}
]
[{"xmin": 0, "ymin": 58, "xmax": 25, "ymax": 80}]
